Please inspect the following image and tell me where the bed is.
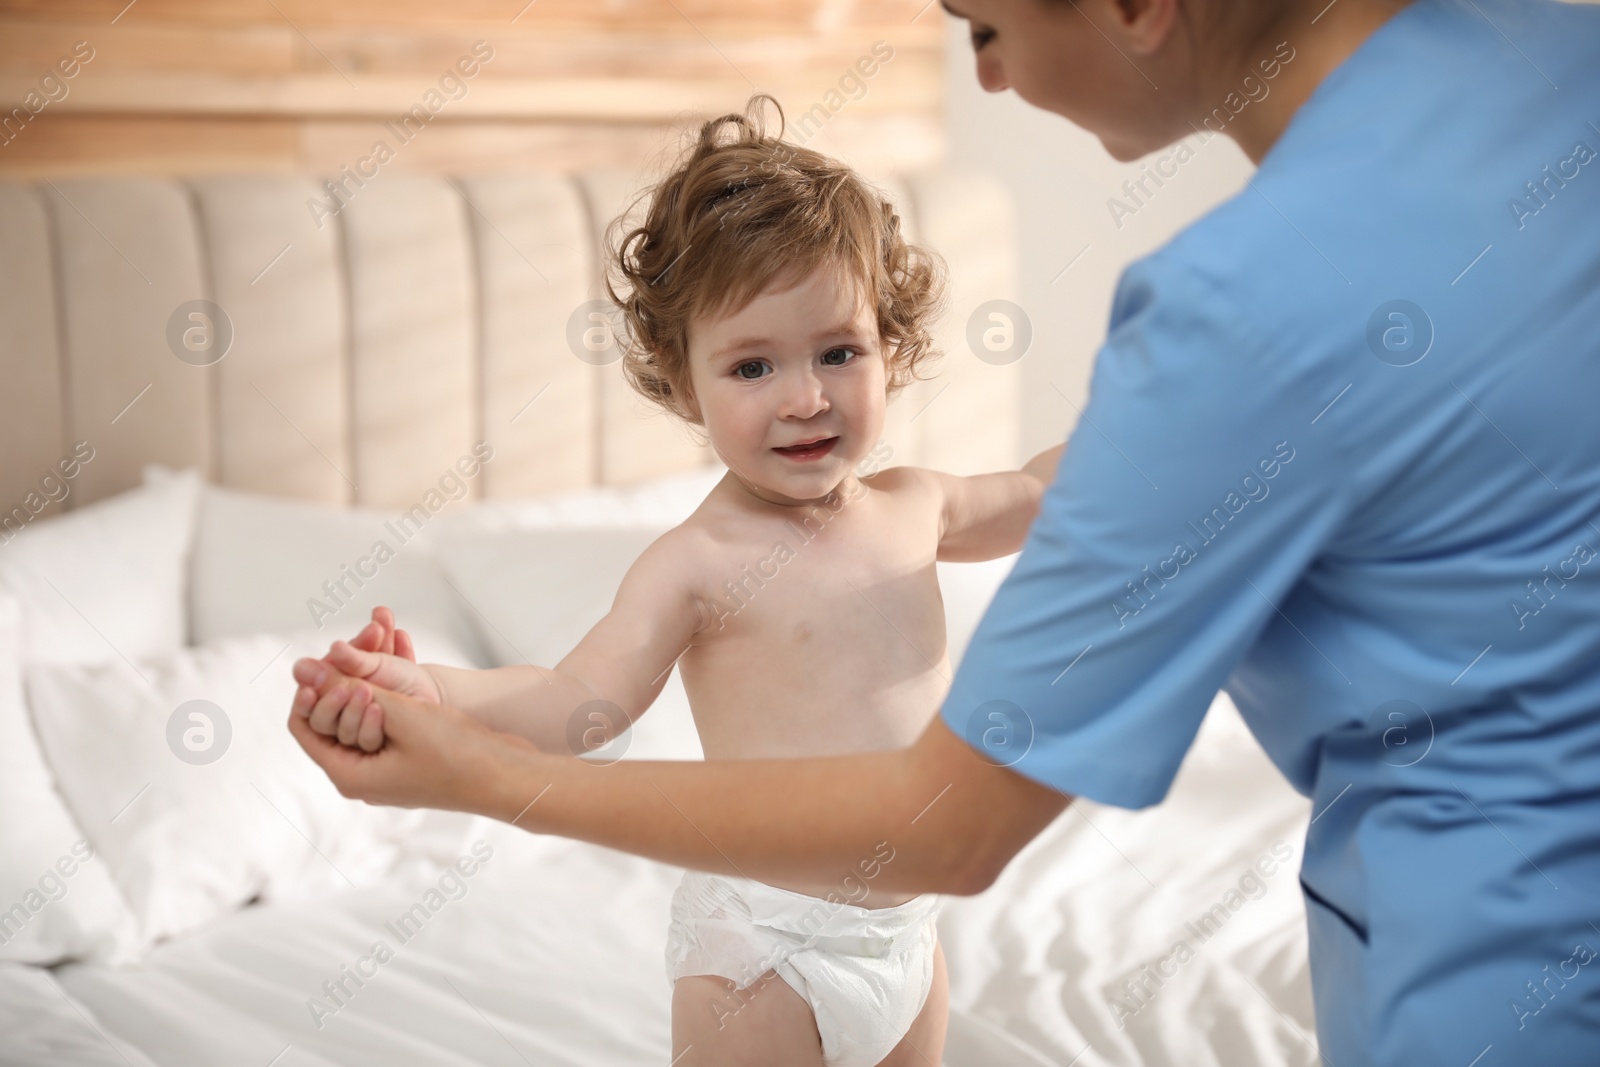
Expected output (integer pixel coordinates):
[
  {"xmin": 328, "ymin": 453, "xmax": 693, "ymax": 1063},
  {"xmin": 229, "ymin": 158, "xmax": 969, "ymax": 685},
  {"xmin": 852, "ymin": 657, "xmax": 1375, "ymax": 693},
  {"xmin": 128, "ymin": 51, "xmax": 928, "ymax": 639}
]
[{"xmin": 0, "ymin": 166, "xmax": 1318, "ymax": 1066}]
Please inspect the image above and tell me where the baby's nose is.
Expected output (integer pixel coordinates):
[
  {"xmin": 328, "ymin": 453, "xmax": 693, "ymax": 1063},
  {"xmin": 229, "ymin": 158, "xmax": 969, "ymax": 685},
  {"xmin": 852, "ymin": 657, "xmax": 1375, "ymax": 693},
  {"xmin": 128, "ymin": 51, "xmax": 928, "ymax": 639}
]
[{"xmin": 778, "ymin": 371, "xmax": 828, "ymax": 417}]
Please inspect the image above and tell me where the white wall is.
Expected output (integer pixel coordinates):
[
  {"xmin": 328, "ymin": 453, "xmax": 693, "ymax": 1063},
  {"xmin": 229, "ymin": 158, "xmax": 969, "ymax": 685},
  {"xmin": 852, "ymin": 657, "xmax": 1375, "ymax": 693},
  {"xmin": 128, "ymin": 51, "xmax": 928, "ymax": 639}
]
[{"xmin": 940, "ymin": 18, "xmax": 1258, "ymax": 457}]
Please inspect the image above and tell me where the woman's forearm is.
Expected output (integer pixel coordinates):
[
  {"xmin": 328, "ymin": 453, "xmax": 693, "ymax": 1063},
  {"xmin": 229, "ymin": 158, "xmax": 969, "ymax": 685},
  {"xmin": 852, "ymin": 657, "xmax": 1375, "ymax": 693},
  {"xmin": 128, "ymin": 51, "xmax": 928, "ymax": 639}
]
[
  {"xmin": 424, "ymin": 663, "xmax": 599, "ymax": 754},
  {"xmin": 481, "ymin": 740, "xmax": 972, "ymax": 895},
  {"xmin": 466, "ymin": 714, "xmax": 1072, "ymax": 898},
  {"xmin": 288, "ymin": 660, "xmax": 1074, "ymax": 899},
  {"xmin": 1022, "ymin": 442, "xmax": 1066, "ymax": 485}
]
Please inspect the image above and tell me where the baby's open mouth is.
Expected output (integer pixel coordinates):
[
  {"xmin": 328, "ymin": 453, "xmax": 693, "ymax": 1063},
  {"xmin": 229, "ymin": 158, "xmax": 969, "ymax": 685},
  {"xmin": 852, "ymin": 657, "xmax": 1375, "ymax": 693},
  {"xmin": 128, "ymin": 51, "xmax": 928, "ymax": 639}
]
[{"xmin": 772, "ymin": 436, "xmax": 839, "ymax": 460}]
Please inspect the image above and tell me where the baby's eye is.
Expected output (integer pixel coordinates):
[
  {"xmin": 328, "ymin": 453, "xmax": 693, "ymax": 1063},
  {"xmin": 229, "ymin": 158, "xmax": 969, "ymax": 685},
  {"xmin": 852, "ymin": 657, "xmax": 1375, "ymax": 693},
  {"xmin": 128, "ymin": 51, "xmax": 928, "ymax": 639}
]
[
  {"xmin": 735, "ymin": 360, "xmax": 769, "ymax": 380},
  {"xmin": 821, "ymin": 347, "xmax": 855, "ymax": 366}
]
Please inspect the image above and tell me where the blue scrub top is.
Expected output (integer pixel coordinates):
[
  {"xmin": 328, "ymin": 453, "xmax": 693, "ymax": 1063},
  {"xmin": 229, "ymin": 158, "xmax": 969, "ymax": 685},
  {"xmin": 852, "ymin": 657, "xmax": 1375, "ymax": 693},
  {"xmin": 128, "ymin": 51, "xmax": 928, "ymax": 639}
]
[{"xmin": 940, "ymin": 0, "xmax": 1600, "ymax": 1062}]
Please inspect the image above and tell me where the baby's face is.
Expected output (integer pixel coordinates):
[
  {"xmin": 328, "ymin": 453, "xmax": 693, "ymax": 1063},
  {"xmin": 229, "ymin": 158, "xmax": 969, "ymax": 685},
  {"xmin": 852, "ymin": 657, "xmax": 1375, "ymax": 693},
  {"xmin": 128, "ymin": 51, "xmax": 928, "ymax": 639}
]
[{"xmin": 685, "ymin": 264, "xmax": 887, "ymax": 507}]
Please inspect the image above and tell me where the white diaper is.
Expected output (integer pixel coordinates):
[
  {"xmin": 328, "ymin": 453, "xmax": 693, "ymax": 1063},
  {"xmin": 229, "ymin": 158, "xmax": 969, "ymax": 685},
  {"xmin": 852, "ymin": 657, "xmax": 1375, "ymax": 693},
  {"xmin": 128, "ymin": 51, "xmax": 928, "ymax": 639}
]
[{"xmin": 665, "ymin": 869, "xmax": 942, "ymax": 1067}]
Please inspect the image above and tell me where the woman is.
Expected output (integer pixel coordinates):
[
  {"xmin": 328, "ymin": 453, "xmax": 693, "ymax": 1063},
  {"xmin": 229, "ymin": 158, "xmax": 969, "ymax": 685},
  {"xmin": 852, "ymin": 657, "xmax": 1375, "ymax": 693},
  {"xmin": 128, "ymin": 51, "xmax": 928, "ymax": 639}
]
[{"xmin": 291, "ymin": 1, "xmax": 1600, "ymax": 1062}]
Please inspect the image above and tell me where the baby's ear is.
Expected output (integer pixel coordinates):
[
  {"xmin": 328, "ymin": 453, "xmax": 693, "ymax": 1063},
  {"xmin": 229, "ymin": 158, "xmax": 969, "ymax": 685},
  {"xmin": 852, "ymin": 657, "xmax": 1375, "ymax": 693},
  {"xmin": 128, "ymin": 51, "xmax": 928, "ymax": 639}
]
[{"xmin": 677, "ymin": 377, "xmax": 704, "ymax": 424}]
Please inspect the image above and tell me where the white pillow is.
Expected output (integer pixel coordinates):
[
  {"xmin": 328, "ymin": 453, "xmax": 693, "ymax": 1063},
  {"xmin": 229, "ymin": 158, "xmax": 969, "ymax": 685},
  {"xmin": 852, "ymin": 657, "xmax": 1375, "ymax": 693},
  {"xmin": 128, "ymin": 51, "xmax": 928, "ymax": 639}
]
[
  {"xmin": 142, "ymin": 466, "xmax": 492, "ymax": 668},
  {"xmin": 434, "ymin": 526, "xmax": 666, "ymax": 668},
  {"xmin": 0, "ymin": 468, "xmax": 200, "ymax": 665},
  {"xmin": 434, "ymin": 525, "xmax": 705, "ymax": 762},
  {"xmin": 457, "ymin": 462, "xmax": 726, "ymax": 531},
  {"xmin": 0, "ymin": 592, "xmax": 141, "ymax": 966},
  {"xmin": 23, "ymin": 624, "xmax": 480, "ymax": 949},
  {"xmin": 428, "ymin": 461, "xmax": 723, "ymax": 672},
  {"xmin": 936, "ymin": 553, "xmax": 1019, "ymax": 669}
]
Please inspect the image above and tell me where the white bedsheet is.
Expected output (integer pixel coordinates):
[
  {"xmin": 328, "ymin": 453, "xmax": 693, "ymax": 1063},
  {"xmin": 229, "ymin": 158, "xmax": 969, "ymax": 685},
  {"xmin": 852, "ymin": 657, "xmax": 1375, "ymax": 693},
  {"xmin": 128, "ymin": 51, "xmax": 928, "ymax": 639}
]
[{"xmin": 3, "ymin": 694, "xmax": 1317, "ymax": 1067}]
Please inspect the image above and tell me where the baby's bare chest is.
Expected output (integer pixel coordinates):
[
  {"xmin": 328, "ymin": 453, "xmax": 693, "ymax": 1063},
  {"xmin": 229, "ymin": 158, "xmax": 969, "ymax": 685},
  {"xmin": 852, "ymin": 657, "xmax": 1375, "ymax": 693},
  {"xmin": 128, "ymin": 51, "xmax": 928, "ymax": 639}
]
[
  {"xmin": 692, "ymin": 502, "xmax": 945, "ymax": 659},
  {"xmin": 677, "ymin": 492, "xmax": 950, "ymax": 755}
]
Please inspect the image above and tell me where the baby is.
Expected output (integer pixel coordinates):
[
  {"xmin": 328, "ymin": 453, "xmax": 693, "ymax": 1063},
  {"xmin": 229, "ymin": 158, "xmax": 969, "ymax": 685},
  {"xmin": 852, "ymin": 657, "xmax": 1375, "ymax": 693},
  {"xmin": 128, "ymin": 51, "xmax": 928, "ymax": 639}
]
[{"xmin": 291, "ymin": 92, "xmax": 1063, "ymax": 1067}]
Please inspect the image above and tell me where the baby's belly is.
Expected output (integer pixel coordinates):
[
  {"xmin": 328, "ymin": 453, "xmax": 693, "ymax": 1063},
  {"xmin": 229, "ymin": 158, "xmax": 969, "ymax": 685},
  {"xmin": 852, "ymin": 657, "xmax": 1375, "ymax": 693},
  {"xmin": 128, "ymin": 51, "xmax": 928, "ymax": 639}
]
[
  {"xmin": 685, "ymin": 665, "xmax": 949, "ymax": 761},
  {"xmin": 679, "ymin": 653, "xmax": 949, "ymax": 910}
]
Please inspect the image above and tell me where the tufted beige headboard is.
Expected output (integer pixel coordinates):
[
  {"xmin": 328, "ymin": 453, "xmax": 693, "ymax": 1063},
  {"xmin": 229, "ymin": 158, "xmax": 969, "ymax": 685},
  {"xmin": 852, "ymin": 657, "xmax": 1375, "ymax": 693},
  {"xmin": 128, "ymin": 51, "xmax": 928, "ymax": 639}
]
[{"xmin": 0, "ymin": 166, "xmax": 1019, "ymax": 523}]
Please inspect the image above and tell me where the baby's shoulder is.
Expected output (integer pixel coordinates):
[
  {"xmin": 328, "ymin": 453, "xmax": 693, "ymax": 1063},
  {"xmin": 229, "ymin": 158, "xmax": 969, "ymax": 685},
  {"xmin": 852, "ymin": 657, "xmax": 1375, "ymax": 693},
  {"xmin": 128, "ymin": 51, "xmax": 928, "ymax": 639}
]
[
  {"xmin": 859, "ymin": 463, "xmax": 942, "ymax": 511},
  {"xmin": 645, "ymin": 512, "xmax": 758, "ymax": 587},
  {"xmin": 860, "ymin": 462, "xmax": 929, "ymax": 493},
  {"xmin": 619, "ymin": 522, "xmax": 727, "ymax": 623},
  {"xmin": 640, "ymin": 519, "xmax": 722, "ymax": 571}
]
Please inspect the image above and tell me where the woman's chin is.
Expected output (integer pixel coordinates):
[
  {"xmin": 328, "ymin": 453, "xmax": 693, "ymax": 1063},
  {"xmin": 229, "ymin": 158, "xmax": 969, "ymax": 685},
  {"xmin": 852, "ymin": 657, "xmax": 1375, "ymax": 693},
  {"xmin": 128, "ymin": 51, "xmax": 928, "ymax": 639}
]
[{"xmin": 1099, "ymin": 130, "xmax": 1164, "ymax": 164}]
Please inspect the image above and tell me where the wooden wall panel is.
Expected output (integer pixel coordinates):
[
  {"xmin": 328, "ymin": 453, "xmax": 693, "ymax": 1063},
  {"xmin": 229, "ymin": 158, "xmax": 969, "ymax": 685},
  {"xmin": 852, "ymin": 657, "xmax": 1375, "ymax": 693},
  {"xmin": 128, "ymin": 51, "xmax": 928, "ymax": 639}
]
[
  {"xmin": 0, "ymin": 116, "xmax": 298, "ymax": 177},
  {"xmin": 0, "ymin": 0, "xmax": 946, "ymax": 178},
  {"xmin": 0, "ymin": 1, "xmax": 938, "ymax": 30}
]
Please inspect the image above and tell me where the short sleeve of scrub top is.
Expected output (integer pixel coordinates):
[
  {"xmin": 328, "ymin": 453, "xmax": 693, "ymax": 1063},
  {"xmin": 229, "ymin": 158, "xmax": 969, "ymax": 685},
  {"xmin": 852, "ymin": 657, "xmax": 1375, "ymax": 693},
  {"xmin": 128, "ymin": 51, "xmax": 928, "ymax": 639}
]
[
  {"xmin": 939, "ymin": 1, "xmax": 1600, "ymax": 1063},
  {"xmin": 940, "ymin": 256, "xmax": 1351, "ymax": 808}
]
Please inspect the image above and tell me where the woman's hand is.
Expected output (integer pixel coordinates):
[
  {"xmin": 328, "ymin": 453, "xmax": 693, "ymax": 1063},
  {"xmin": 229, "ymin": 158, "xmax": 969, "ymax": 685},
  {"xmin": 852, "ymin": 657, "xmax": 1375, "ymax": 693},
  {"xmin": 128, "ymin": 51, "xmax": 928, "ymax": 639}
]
[{"xmin": 287, "ymin": 666, "xmax": 539, "ymax": 815}]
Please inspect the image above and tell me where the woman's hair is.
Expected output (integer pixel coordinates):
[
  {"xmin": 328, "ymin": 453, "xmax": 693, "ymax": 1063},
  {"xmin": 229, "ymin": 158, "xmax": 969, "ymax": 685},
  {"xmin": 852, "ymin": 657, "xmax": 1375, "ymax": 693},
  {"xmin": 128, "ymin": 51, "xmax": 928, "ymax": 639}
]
[{"xmin": 602, "ymin": 92, "xmax": 947, "ymax": 426}]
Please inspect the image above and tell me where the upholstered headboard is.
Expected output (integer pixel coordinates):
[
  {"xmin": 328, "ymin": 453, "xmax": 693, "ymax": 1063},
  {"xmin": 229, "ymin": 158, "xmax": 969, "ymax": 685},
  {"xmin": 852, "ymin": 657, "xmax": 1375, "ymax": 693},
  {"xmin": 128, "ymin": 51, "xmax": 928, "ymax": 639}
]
[{"xmin": 0, "ymin": 166, "xmax": 1018, "ymax": 521}]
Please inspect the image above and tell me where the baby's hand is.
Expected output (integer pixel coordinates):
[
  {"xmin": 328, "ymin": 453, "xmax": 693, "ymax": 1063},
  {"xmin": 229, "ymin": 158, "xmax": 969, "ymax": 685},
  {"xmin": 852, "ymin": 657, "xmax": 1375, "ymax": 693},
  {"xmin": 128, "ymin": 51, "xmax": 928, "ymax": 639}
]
[{"xmin": 291, "ymin": 607, "xmax": 444, "ymax": 752}]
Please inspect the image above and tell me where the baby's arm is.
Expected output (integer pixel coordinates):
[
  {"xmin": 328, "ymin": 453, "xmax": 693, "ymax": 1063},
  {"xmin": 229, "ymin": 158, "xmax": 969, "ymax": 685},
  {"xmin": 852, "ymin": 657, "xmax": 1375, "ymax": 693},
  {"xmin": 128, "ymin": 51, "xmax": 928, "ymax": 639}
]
[
  {"xmin": 420, "ymin": 527, "xmax": 709, "ymax": 754},
  {"xmin": 904, "ymin": 442, "xmax": 1066, "ymax": 562}
]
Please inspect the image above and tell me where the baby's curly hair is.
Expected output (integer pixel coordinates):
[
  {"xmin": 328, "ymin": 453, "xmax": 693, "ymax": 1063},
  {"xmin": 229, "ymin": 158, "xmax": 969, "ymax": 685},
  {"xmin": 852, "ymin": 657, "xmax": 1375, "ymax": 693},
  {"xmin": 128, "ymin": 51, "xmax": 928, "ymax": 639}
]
[{"xmin": 603, "ymin": 93, "xmax": 947, "ymax": 426}]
